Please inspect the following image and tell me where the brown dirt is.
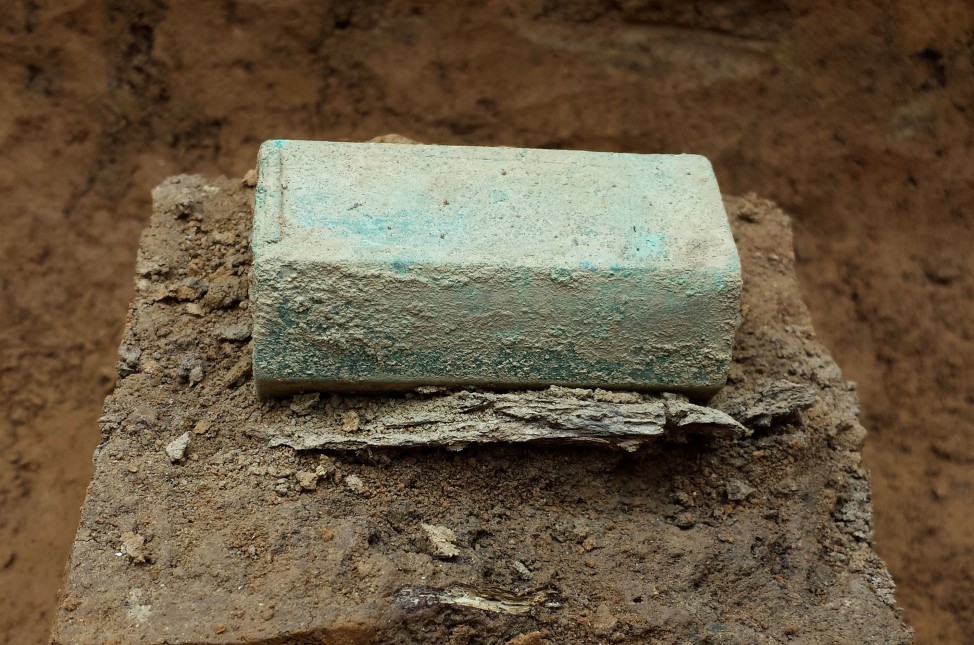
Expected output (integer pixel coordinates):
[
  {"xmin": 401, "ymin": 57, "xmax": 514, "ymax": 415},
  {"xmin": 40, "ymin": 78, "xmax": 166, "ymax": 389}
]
[
  {"xmin": 51, "ymin": 179, "xmax": 908, "ymax": 643},
  {"xmin": 0, "ymin": 1, "xmax": 971, "ymax": 643}
]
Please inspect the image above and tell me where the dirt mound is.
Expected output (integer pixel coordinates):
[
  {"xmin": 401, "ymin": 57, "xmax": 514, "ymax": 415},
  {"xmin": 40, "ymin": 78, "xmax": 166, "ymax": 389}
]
[
  {"xmin": 1, "ymin": 2, "xmax": 972, "ymax": 642},
  {"xmin": 52, "ymin": 178, "xmax": 909, "ymax": 643}
]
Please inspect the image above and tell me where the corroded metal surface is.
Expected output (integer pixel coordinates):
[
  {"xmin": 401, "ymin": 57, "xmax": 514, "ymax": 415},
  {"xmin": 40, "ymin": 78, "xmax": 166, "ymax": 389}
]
[{"xmin": 251, "ymin": 141, "xmax": 741, "ymax": 397}]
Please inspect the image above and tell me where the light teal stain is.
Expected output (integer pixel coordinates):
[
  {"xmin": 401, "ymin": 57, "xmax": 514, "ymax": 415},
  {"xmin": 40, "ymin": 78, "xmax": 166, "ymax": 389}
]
[
  {"xmin": 489, "ymin": 189, "xmax": 509, "ymax": 203},
  {"xmin": 389, "ymin": 260, "xmax": 411, "ymax": 274},
  {"xmin": 286, "ymin": 206, "xmax": 475, "ymax": 271},
  {"xmin": 641, "ymin": 232, "xmax": 668, "ymax": 259}
]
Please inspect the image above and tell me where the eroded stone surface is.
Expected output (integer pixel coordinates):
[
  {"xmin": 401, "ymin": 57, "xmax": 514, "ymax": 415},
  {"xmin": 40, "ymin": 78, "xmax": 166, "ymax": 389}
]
[{"xmin": 51, "ymin": 176, "xmax": 911, "ymax": 645}]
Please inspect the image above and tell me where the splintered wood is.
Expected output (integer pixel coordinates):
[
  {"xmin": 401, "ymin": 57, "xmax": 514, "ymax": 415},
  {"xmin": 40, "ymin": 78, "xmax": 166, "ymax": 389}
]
[{"xmin": 265, "ymin": 387, "xmax": 748, "ymax": 452}]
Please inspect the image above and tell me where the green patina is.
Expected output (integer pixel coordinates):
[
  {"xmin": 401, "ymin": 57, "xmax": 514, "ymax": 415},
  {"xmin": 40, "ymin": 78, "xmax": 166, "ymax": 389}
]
[
  {"xmin": 254, "ymin": 336, "xmax": 684, "ymax": 389},
  {"xmin": 253, "ymin": 259, "xmax": 726, "ymax": 394},
  {"xmin": 250, "ymin": 140, "xmax": 742, "ymax": 397}
]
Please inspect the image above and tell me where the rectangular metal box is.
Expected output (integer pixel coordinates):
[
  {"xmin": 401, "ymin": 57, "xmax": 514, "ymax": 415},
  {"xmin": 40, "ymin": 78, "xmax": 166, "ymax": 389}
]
[{"xmin": 251, "ymin": 140, "xmax": 741, "ymax": 398}]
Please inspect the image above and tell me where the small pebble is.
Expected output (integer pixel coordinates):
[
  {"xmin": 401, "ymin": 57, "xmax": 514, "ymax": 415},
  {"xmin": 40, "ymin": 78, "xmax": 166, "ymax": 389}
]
[
  {"xmin": 215, "ymin": 323, "xmax": 251, "ymax": 342},
  {"xmin": 421, "ymin": 523, "xmax": 459, "ymax": 560},
  {"xmin": 295, "ymin": 471, "xmax": 318, "ymax": 491},
  {"xmin": 672, "ymin": 491, "xmax": 694, "ymax": 508},
  {"xmin": 674, "ymin": 512, "xmax": 696, "ymax": 529},
  {"xmin": 121, "ymin": 531, "xmax": 147, "ymax": 564},
  {"xmin": 165, "ymin": 432, "xmax": 191, "ymax": 463},
  {"xmin": 726, "ymin": 478, "xmax": 755, "ymax": 502},
  {"xmin": 345, "ymin": 474, "xmax": 365, "ymax": 493},
  {"xmin": 342, "ymin": 411, "xmax": 360, "ymax": 433}
]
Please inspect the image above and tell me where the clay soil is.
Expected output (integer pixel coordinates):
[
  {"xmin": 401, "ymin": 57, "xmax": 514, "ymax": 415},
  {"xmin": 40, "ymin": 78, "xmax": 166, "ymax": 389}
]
[{"xmin": 0, "ymin": 2, "xmax": 972, "ymax": 643}]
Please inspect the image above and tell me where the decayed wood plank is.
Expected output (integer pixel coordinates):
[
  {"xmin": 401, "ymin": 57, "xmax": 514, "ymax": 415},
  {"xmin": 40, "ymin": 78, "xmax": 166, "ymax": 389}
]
[{"xmin": 265, "ymin": 387, "xmax": 748, "ymax": 452}]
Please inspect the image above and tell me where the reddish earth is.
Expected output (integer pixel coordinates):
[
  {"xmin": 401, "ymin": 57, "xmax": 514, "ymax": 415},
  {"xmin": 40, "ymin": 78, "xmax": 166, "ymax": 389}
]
[{"xmin": 0, "ymin": 2, "xmax": 971, "ymax": 643}]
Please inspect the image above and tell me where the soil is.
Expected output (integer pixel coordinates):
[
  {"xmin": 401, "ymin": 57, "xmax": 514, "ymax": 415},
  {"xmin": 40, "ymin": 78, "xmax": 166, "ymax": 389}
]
[
  {"xmin": 51, "ymin": 178, "xmax": 908, "ymax": 643},
  {"xmin": 0, "ymin": 1, "xmax": 972, "ymax": 643}
]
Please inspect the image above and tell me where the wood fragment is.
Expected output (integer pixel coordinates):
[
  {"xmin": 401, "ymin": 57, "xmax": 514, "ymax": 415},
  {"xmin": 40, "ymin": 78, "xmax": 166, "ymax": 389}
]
[
  {"xmin": 732, "ymin": 380, "xmax": 817, "ymax": 429},
  {"xmin": 265, "ymin": 387, "xmax": 747, "ymax": 452}
]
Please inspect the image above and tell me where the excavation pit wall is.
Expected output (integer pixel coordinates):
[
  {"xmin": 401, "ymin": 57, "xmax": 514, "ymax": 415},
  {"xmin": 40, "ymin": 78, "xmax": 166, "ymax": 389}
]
[{"xmin": 52, "ymin": 175, "xmax": 911, "ymax": 644}]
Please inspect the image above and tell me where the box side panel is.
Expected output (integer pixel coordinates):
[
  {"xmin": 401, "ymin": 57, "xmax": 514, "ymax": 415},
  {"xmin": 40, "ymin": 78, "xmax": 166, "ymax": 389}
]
[{"xmin": 252, "ymin": 260, "xmax": 740, "ymax": 397}]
